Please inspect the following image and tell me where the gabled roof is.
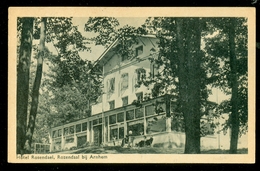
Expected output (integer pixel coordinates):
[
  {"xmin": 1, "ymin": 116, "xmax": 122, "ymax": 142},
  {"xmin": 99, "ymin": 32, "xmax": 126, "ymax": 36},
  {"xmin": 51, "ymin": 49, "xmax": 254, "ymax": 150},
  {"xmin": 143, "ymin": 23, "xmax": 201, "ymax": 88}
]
[{"xmin": 92, "ymin": 34, "xmax": 157, "ymax": 68}]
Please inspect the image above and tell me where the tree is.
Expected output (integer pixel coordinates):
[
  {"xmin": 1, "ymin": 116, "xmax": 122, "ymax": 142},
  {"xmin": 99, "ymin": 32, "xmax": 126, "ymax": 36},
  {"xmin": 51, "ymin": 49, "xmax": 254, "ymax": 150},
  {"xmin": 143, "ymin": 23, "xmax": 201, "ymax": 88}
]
[
  {"xmin": 204, "ymin": 18, "xmax": 248, "ymax": 153},
  {"xmin": 17, "ymin": 17, "xmax": 34, "ymax": 154},
  {"xmin": 142, "ymin": 17, "xmax": 214, "ymax": 153},
  {"xmin": 16, "ymin": 17, "xmax": 92, "ymax": 154},
  {"xmin": 24, "ymin": 18, "xmax": 47, "ymax": 153},
  {"xmin": 175, "ymin": 18, "xmax": 203, "ymax": 153}
]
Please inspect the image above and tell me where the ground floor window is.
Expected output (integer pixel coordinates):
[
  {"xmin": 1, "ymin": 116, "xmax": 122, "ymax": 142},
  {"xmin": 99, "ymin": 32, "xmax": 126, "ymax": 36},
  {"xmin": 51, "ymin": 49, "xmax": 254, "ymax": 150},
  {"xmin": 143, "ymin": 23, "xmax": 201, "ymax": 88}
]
[
  {"xmin": 126, "ymin": 110, "xmax": 134, "ymax": 121},
  {"xmin": 82, "ymin": 122, "xmax": 88, "ymax": 131},
  {"xmin": 65, "ymin": 136, "xmax": 74, "ymax": 143},
  {"xmin": 135, "ymin": 108, "xmax": 144, "ymax": 118},
  {"xmin": 146, "ymin": 115, "xmax": 166, "ymax": 134},
  {"xmin": 76, "ymin": 124, "xmax": 81, "ymax": 133},
  {"xmin": 52, "ymin": 130, "xmax": 58, "ymax": 138},
  {"xmin": 53, "ymin": 139, "xmax": 61, "ymax": 151},
  {"xmin": 110, "ymin": 127, "xmax": 118, "ymax": 140},
  {"xmin": 127, "ymin": 121, "xmax": 144, "ymax": 136},
  {"xmin": 64, "ymin": 127, "xmax": 68, "ymax": 135},
  {"xmin": 77, "ymin": 135, "xmax": 87, "ymax": 147},
  {"xmin": 109, "ymin": 114, "xmax": 116, "ymax": 124},
  {"xmin": 110, "ymin": 124, "xmax": 124, "ymax": 140},
  {"xmin": 69, "ymin": 126, "xmax": 74, "ymax": 134}
]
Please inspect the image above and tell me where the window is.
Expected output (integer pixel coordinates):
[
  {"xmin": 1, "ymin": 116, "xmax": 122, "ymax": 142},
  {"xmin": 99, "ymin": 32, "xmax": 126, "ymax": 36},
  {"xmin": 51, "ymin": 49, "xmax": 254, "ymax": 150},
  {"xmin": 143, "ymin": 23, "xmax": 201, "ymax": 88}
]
[
  {"xmin": 110, "ymin": 125, "xmax": 124, "ymax": 140},
  {"xmin": 52, "ymin": 130, "xmax": 57, "ymax": 138},
  {"xmin": 136, "ymin": 68, "xmax": 146, "ymax": 82},
  {"xmin": 135, "ymin": 46, "xmax": 143, "ymax": 57},
  {"xmin": 64, "ymin": 127, "xmax": 68, "ymax": 135},
  {"xmin": 122, "ymin": 96, "xmax": 128, "ymax": 106},
  {"xmin": 99, "ymin": 118, "xmax": 102, "ymax": 124},
  {"xmin": 82, "ymin": 122, "xmax": 88, "ymax": 131},
  {"xmin": 127, "ymin": 122, "xmax": 144, "ymax": 136},
  {"xmin": 93, "ymin": 119, "xmax": 98, "ymax": 125},
  {"xmin": 69, "ymin": 126, "xmax": 74, "ymax": 134},
  {"xmin": 76, "ymin": 124, "xmax": 81, "ymax": 133},
  {"xmin": 58, "ymin": 129, "xmax": 62, "ymax": 137},
  {"xmin": 145, "ymin": 105, "xmax": 155, "ymax": 116},
  {"xmin": 107, "ymin": 78, "xmax": 115, "ymax": 94},
  {"xmin": 119, "ymin": 127, "xmax": 124, "ymax": 139},
  {"xmin": 117, "ymin": 112, "xmax": 124, "ymax": 122},
  {"xmin": 136, "ymin": 92, "xmax": 143, "ymax": 102},
  {"xmin": 135, "ymin": 108, "xmax": 144, "ymax": 118},
  {"xmin": 110, "ymin": 127, "xmax": 118, "ymax": 140},
  {"xmin": 109, "ymin": 114, "xmax": 116, "ymax": 124},
  {"xmin": 109, "ymin": 100, "xmax": 115, "ymax": 110},
  {"xmin": 126, "ymin": 110, "xmax": 135, "ymax": 121},
  {"xmin": 121, "ymin": 73, "xmax": 129, "ymax": 90}
]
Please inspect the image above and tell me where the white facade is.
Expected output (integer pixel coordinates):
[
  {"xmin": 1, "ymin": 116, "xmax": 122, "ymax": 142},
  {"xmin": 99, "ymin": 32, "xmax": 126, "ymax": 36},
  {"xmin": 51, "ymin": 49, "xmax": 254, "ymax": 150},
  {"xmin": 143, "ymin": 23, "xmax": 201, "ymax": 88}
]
[{"xmin": 92, "ymin": 36, "xmax": 159, "ymax": 114}]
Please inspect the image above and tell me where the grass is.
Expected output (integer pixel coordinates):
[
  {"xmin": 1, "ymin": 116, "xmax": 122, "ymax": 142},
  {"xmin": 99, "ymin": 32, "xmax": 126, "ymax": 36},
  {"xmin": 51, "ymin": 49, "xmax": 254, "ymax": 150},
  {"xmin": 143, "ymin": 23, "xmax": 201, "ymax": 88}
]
[{"xmin": 54, "ymin": 146, "xmax": 248, "ymax": 154}]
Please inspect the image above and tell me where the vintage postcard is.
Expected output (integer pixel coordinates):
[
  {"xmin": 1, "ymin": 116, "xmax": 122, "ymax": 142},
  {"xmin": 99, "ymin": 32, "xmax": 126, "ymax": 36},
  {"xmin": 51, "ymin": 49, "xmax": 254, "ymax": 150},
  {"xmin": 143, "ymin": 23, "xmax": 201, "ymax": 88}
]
[{"xmin": 8, "ymin": 7, "xmax": 255, "ymax": 163}]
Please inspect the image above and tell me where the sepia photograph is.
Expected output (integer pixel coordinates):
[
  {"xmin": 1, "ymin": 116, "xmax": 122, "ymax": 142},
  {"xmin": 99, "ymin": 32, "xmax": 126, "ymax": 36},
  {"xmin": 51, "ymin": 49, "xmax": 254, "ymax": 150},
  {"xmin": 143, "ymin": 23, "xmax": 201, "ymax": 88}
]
[{"xmin": 8, "ymin": 7, "xmax": 255, "ymax": 163}]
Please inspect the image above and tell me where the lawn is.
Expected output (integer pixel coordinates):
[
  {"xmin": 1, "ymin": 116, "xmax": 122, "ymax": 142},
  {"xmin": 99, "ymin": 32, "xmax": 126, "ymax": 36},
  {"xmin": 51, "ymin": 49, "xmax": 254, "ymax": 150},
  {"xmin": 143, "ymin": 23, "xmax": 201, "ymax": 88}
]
[{"xmin": 54, "ymin": 146, "xmax": 248, "ymax": 154}]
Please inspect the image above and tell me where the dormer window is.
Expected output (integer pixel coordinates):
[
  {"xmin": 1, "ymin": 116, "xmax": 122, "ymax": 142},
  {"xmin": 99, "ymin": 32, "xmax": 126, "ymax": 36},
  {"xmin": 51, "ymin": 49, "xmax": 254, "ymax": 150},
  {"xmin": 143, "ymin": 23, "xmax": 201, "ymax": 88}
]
[{"xmin": 135, "ymin": 45, "xmax": 143, "ymax": 57}]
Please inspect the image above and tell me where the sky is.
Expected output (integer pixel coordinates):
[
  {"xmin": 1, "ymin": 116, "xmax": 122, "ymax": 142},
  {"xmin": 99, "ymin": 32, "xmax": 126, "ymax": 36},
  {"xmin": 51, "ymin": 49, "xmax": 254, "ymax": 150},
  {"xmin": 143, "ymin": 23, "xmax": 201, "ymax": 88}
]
[
  {"xmin": 44, "ymin": 17, "xmax": 229, "ymax": 103},
  {"xmin": 71, "ymin": 17, "xmax": 147, "ymax": 61}
]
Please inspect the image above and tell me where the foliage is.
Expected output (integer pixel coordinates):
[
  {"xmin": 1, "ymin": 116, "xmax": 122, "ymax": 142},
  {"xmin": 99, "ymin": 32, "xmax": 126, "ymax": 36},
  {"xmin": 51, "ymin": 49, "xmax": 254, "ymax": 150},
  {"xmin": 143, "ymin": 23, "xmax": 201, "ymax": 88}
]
[
  {"xmin": 17, "ymin": 17, "xmax": 102, "ymax": 153},
  {"xmin": 204, "ymin": 18, "xmax": 248, "ymax": 136},
  {"xmin": 85, "ymin": 17, "xmax": 146, "ymax": 60},
  {"xmin": 37, "ymin": 17, "xmax": 102, "ymax": 128}
]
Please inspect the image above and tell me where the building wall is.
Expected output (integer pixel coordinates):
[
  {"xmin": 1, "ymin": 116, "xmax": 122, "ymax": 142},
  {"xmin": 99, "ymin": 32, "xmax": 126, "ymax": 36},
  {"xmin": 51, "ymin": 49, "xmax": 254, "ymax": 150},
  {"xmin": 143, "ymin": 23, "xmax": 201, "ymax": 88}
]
[{"xmin": 92, "ymin": 37, "xmax": 159, "ymax": 114}]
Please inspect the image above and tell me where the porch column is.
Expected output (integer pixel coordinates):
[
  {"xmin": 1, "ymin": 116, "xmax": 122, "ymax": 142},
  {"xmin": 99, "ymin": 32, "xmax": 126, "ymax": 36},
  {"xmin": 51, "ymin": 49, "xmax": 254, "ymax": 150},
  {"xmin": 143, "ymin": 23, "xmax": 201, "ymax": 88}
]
[
  {"xmin": 165, "ymin": 95, "xmax": 171, "ymax": 132},
  {"xmin": 49, "ymin": 130, "xmax": 53, "ymax": 152},
  {"xmin": 74, "ymin": 125, "xmax": 77, "ymax": 147},
  {"xmin": 61, "ymin": 128, "xmax": 65, "ymax": 150},
  {"xmin": 124, "ymin": 111, "xmax": 127, "ymax": 137},
  {"xmin": 103, "ymin": 117, "xmax": 107, "ymax": 143},
  {"xmin": 108, "ymin": 117, "xmax": 110, "ymax": 142},
  {"xmin": 91, "ymin": 121, "xmax": 94, "ymax": 143},
  {"xmin": 143, "ymin": 106, "xmax": 147, "ymax": 135},
  {"xmin": 87, "ymin": 121, "xmax": 90, "ymax": 142}
]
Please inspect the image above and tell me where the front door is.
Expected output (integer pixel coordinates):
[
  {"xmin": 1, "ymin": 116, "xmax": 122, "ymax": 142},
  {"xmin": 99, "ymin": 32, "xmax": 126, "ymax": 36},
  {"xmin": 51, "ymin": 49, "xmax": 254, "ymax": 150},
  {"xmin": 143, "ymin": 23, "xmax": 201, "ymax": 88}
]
[{"xmin": 93, "ymin": 125, "xmax": 102, "ymax": 146}]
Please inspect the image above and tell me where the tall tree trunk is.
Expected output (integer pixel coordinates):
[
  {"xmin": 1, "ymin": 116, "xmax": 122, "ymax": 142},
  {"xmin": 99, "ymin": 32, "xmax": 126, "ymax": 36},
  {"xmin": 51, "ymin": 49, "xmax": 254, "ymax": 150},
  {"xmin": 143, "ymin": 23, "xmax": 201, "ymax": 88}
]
[
  {"xmin": 176, "ymin": 18, "xmax": 202, "ymax": 154},
  {"xmin": 228, "ymin": 18, "xmax": 239, "ymax": 154},
  {"xmin": 17, "ymin": 17, "xmax": 34, "ymax": 154},
  {"xmin": 24, "ymin": 17, "xmax": 47, "ymax": 153}
]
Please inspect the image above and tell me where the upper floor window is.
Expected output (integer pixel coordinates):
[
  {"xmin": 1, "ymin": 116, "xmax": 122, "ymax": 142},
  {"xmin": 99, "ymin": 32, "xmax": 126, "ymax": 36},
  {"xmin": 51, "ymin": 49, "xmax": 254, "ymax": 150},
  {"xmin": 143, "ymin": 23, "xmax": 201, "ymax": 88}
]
[
  {"xmin": 122, "ymin": 96, "xmax": 128, "ymax": 106},
  {"xmin": 121, "ymin": 73, "xmax": 129, "ymax": 90},
  {"xmin": 136, "ymin": 68, "xmax": 146, "ymax": 82},
  {"xmin": 136, "ymin": 92, "xmax": 143, "ymax": 102},
  {"xmin": 107, "ymin": 77, "xmax": 115, "ymax": 94},
  {"xmin": 135, "ymin": 46, "xmax": 143, "ymax": 57},
  {"xmin": 109, "ymin": 100, "xmax": 115, "ymax": 110}
]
